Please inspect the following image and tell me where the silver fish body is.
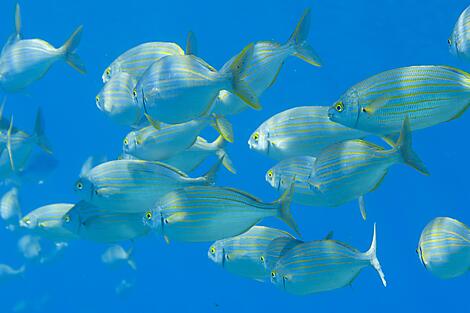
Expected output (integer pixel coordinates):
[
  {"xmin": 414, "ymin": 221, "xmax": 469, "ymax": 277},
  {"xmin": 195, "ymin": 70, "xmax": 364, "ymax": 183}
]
[{"xmin": 449, "ymin": 5, "xmax": 470, "ymax": 60}]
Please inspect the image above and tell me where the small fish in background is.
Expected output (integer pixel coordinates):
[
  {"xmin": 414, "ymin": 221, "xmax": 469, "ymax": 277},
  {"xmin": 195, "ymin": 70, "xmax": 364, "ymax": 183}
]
[
  {"xmin": 162, "ymin": 136, "xmax": 235, "ymax": 174},
  {"xmin": 0, "ymin": 263, "xmax": 25, "ymax": 283},
  {"xmin": 101, "ymin": 244, "xmax": 137, "ymax": 270},
  {"xmin": 0, "ymin": 187, "xmax": 21, "ymax": 230},
  {"xmin": 0, "ymin": 4, "xmax": 85, "ymax": 93},
  {"xmin": 102, "ymin": 41, "xmax": 184, "ymax": 83},
  {"xmin": 123, "ymin": 116, "xmax": 233, "ymax": 162},
  {"xmin": 20, "ymin": 203, "xmax": 78, "ymax": 241},
  {"xmin": 417, "ymin": 217, "xmax": 470, "ymax": 279},
  {"xmin": 96, "ymin": 72, "xmax": 141, "ymax": 128},
  {"xmin": 144, "ymin": 185, "xmax": 299, "ymax": 243},
  {"xmin": 220, "ymin": 8, "xmax": 321, "ymax": 98},
  {"xmin": 248, "ymin": 106, "xmax": 367, "ymax": 160},
  {"xmin": 12, "ymin": 150, "xmax": 58, "ymax": 185},
  {"xmin": 134, "ymin": 43, "xmax": 259, "ymax": 126},
  {"xmin": 62, "ymin": 201, "xmax": 151, "ymax": 243},
  {"xmin": 38, "ymin": 242, "xmax": 69, "ymax": 264},
  {"xmin": 328, "ymin": 66, "xmax": 470, "ymax": 136},
  {"xmin": 309, "ymin": 118, "xmax": 428, "ymax": 220},
  {"xmin": 270, "ymin": 224, "xmax": 386, "ymax": 295},
  {"xmin": 449, "ymin": 5, "xmax": 470, "ymax": 60},
  {"xmin": 208, "ymin": 226, "xmax": 298, "ymax": 282},
  {"xmin": 74, "ymin": 159, "xmax": 221, "ymax": 213},
  {"xmin": 17, "ymin": 234, "xmax": 42, "ymax": 259},
  {"xmin": 115, "ymin": 279, "xmax": 135, "ymax": 297}
]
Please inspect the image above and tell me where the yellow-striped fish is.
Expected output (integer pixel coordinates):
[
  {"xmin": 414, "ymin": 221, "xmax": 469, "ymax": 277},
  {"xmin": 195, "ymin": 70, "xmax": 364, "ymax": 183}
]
[
  {"xmin": 144, "ymin": 185, "xmax": 299, "ymax": 243},
  {"xmin": 271, "ymin": 224, "xmax": 386, "ymax": 295},
  {"xmin": 0, "ymin": 4, "xmax": 85, "ymax": 93},
  {"xmin": 449, "ymin": 5, "xmax": 470, "ymax": 60},
  {"xmin": 329, "ymin": 66, "xmax": 470, "ymax": 135},
  {"xmin": 417, "ymin": 217, "xmax": 470, "ymax": 279},
  {"xmin": 249, "ymin": 106, "xmax": 366, "ymax": 160},
  {"xmin": 0, "ymin": 187, "xmax": 21, "ymax": 230}
]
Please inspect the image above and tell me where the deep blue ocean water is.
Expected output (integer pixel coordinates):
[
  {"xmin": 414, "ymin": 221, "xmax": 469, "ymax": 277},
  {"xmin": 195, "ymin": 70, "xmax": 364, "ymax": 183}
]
[{"xmin": 1, "ymin": 0, "xmax": 470, "ymax": 312}]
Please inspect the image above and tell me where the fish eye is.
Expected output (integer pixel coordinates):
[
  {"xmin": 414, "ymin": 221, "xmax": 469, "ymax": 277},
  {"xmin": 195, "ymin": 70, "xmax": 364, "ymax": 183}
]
[
  {"xmin": 448, "ymin": 38, "xmax": 452, "ymax": 46},
  {"xmin": 164, "ymin": 218, "xmax": 169, "ymax": 224},
  {"xmin": 271, "ymin": 271, "xmax": 276, "ymax": 278},
  {"xmin": 267, "ymin": 170, "xmax": 273, "ymax": 178},
  {"xmin": 133, "ymin": 89, "xmax": 137, "ymax": 97},
  {"xmin": 252, "ymin": 132, "xmax": 259, "ymax": 141},
  {"xmin": 23, "ymin": 217, "xmax": 31, "ymax": 225},
  {"xmin": 105, "ymin": 68, "xmax": 111, "ymax": 76},
  {"xmin": 145, "ymin": 211, "xmax": 152, "ymax": 220},
  {"xmin": 260, "ymin": 256, "xmax": 265, "ymax": 262},
  {"xmin": 95, "ymin": 95, "xmax": 100, "ymax": 104},
  {"xmin": 64, "ymin": 215, "xmax": 71, "ymax": 223},
  {"xmin": 76, "ymin": 182, "xmax": 83, "ymax": 190},
  {"xmin": 123, "ymin": 138, "xmax": 129, "ymax": 146},
  {"xmin": 335, "ymin": 102, "xmax": 344, "ymax": 112},
  {"xmin": 225, "ymin": 254, "xmax": 230, "ymax": 260},
  {"xmin": 210, "ymin": 246, "xmax": 216, "ymax": 255}
]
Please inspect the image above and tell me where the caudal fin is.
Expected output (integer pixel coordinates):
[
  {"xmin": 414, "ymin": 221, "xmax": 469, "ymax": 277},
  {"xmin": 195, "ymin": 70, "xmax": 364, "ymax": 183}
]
[
  {"xmin": 276, "ymin": 184, "xmax": 301, "ymax": 238},
  {"xmin": 33, "ymin": 108, "xmax": 53, "ymax": 154},
  {"xmin": 396, "ymin": 117, "xmax": 429, "ymax": 175},
  {"xmin": 61, "ymin": 26, "xmax": 86, "ymax": 74},
  {"xmin": 202, "ymin": 157, "xmax": 223, "ymax": 185},
  {"xmin": 225, "ymin": 44, "xmax": 261, "ymax": 110},
  {"xmin": 364, "ymin": 223, "xmax": 387, "ymax": 287},
  {"xmin": 287, "ymin": 8, "xmax": 322, "ymax": 67},
  {"xmin": 213, "ymin": 135, "xmax": 236, "ymax": 174}
]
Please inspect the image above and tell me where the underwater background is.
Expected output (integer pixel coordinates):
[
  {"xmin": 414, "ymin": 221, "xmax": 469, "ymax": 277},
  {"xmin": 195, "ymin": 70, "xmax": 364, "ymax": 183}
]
[{"xmin": 1, "ymin": 0, "xmax": 470, "ymax": 312}]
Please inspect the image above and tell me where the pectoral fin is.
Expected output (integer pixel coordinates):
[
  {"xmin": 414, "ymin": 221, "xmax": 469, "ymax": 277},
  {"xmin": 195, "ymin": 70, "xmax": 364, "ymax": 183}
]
[
  {"xmin": 359, "ymin": 195, "xmax": 366, "ymax": 221},
  {"xmin": 363, "ymin": 97, "xmax": 389, "ymax": 115}
]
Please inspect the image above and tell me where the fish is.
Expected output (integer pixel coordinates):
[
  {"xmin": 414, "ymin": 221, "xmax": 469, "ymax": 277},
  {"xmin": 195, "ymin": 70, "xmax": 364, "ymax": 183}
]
[
  {"xmin": 20, "ymin": 203, "xmax": 78, "ymax": 241},
  {"xmin": 309, "ymin": 118, "xmax": 428, "ymax": 219},
  {"xmin": 328, "ymin": 66, "xmax": 470, "ymax": 135},
  {"xmin": 102, "ymin": 42, "xmax": 184, "ymax": 83},
  {"xmin": 249, "ymin": 106, "xmax": 367, "ymax": 160},
  {"xmin": 0, "ymin": 4, "xmax": 85, "ymax": 92},
  {"xmin": 417, "ymin": 217, "xmax": 470, "ymax": 279},
  {"xmin": 266, "ymin": 156, "xmax": 329, "ymax": 207},
  {"xmin": 208, "ymin": 226, "xmax": 297, "ymax": 282},
  {"xmin": 134, "ymin": 44, "xmax": 260, "ymax": 125},
  {"xmin": 144, "ymin": 185, "xmax": 299, "ymax": 243},
  {"xmin": 264, "ymin": 236, "xmax": 304, "ymax": 273},
  {"xmin": 270, "ymin": 224, "xmax": 386, "ymax": 295},
  {"xmin": 74, "ymin": 159, "xmax": 221, "ymax": 213},
  {"xmin": 220, "ymin": 8, "xmax": 321, "ymax": 97},
  {"xmin": 162, "ymin": 136, "xmax": 235, "ymax": 174},
  {"xmin": 101, "ymin": 244, "xmax": 137, "ymax": 270},
  {"xmin": 0, "ymin": 264, "xmax": 25, "ymax": 282},
  {"xmin": 122, "ymin": 116, "xmax": 233, "ymax": 162},
  {"xmin": 115, "ymin": 279, "xmax": 134, "ymax": 297},
  {"xmin": 38, "ymin": 242, "xmax": 69, "ymax": 264},
  {"xmin": 0, "ymin": 187, "xmax": 21, "ymax": 230},
  {"xmin": 11, "ymin": 150, "xmax": 58, "ymax": 185},
  {"xmin": 17, "ymin": 235, "xmax": 42, "ymax": 259},
  {"xmin": 211, "ymin": 90, "xmax": 251, "ymax": 117},
  {"xmin": 62, "ymin": 201, "xmax": 151, "ymax": 243},
  {"xmin": 96, "ymin": 72, "xmax": 142, "ymax": 128},
  {"xmin": 449, "ymin": 5, "xmax": 470, "ymax": 60}
]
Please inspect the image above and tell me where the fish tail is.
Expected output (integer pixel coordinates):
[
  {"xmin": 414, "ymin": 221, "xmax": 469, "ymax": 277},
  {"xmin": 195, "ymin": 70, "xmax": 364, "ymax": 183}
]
[
  {"xmin": 277, "ymin": 184, "xmax": 301, "ymax": 238},
  {"xmin": 287, "ymin": 8, "xmax": 322, "ymax": 67},
  {"xmin": 202, "ymin": 157, "xmax": 223, "ymax": 185},
  {"xmin": 61, "ymin": 25, "xmax": 86, "ymax": 74},
  {"xmin": 396, "ymin": 116, "xmax": 429, "ymax": 175},
  {"xmin": 33, "ymin": 108, "xmax": 53, "ymax": 154},
  {"xmin": 214, "ymin": 136, "xmax": 236, "ymax": 174},
  {"xmin": 211, "ymin": 114, "xmax": 234, "ymax": 143},
  {"xmin": 364, "ymin": 223, "xmax": 387, "ymax": 287},
  {"xmin": 225, "ymin": 44, "xmax": 261, "ymax": 111},
  {"xmin": 127, "ymin": 259, "xmax": 137, "ymax": 271}
]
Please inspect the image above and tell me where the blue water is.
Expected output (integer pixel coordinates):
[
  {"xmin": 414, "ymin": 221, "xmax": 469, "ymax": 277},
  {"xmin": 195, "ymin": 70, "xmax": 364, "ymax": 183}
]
[{"xmin": 1, "ymin": 0, "xmax": 470, "ymax": 312}]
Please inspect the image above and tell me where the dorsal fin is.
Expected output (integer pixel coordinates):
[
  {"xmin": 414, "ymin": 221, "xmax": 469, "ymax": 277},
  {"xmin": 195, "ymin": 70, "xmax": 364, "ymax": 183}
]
[{"xmin": 186, "ymin": 31, "xmax": 197, "ymax": 55}]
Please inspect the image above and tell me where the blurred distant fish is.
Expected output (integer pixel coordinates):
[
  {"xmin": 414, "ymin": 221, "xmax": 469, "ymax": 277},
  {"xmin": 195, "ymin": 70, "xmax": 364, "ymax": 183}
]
[
  {"xmin": 0, "ymin": 263, "xmax": 25, "ymax": 282},
  {"xmin": 208, "ymin": 226, "xmax": 298, "ymax": 282},
  {"xmin": 96, "ymin": 72, "xmax": 142, "ymax": 127},
  {"xmin": 0, "ymin": 4, "xmax": 85, "ymax": 93},
  {"xmin": 123, "ymin": 116, "xmax": 233, "ymax": 162},
  {"xmin": 329, "ymin": 66, "xmax": 470, "ymax": 135},
  {"xmin": 101, "ymin": 244, "xmax": 137, "ymax": 270},
  {"xmin": 449, "ymin": 5, "xmax": 470, "ymax": 60},
  {"xmin": 417, "ymin": 217, "xmax": 470, "ymax": 279},
  {"xmin": 309, "ymin": 119, "xmax": 428, "ymax": 220},
  {"xmin": 162, "ymin": 136, "xmax": 235, "ymax": 174},
  {"xmin": 134, "ymin": 44, "xmax": 259, "ymax": 125},
  {"xmin": 39, "ymin": 242, "xmax": 69, "ymax": 264},
  {"xmin": 74, "ymin": 159, "xmax": 220, "ymax": 213},
  {"xmin": 17, "ymin": 234, "xmax": 41, "ymax": 259},
  {"xmin": 102, "ymin": 42, "xmax": 184, "ymax": 83},
  {"xmin": 20, "ymin": 203, "xmax": 78, "ymax": 241},
  {"xmin": 270, "ymin": 224, "xmax": 386, "ymax": 295},
  {"xmin": 115, "ymin": 279, "xmax": 134, "ymax": 297},
  {"xmin": 12, "ymin": 150, "xmax": 58, "ymax": 185},
  {"xmin": 145, "ymin": 185, "xmax": 299, "ymax": 243},
  {"xmin": 62, "ymin": 201, "xmax": 151, "ymax": 243},
  {"xmin": 0, "ymin": 187, "xmax": 21, "ymax": 230},
  {"xmin": 220, "ymin": 8, "xmax": 321, "ymax": 97},
  {"xmin": 248, "ymin": 106, "xmax": 366, "ymax": 160}
]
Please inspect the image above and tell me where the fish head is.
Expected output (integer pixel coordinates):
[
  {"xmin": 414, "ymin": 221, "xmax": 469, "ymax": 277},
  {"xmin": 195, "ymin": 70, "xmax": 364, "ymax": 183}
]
[
  {"xmin": 265, "ymin": 167, "xmax": 281, "ymax": 190},
  {"xmin": 328, "ymin": 88, "xmax": 360, "ymax": 128},
  {"xmin": 101, "ymin": 66, "xmax": 114, "ymax": 83},
  {"xmin": 19, "ymin": 214, "xmax": 38, "ymax": 229},
  {"xmin": 270, "ymin": 268, "xmax": 288, "ymax": 290},
  {"xmin": 122, "ymin": 131, "xmax": 140, "ymax": 155},
  {"xmin": 61, "ymin": 204, "xmax": 83, "ymax": 236},
  {"xmin": 448, "ymin": 33, "xmax": 459, "ymax": 56},
  {"xmin": 142, "ymin": 208, "xmax": 161, "ymax": 231},
  {"xmin": 74, "ymin": 176, "xmax": 95, "ymax": 201},
  {"xmin": 207, "ymin": 242, "xmax": 226, "ymax": 266},
  {"xmin": 247, "ymin": 125, "xmax": 269, "ymax": 153},
  {"xmin": 416, "ymin": 245, "xmax": 428, "ymax": 269}
]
